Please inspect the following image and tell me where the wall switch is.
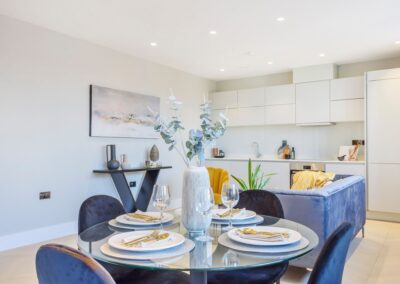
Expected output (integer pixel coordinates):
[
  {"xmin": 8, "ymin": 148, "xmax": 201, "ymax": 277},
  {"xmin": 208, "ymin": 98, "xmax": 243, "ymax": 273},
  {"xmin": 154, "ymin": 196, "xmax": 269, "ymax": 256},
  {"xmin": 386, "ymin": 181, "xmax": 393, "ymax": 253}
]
[
  {"xmin": 39, "ymin": 191, "xmax": 51, "ymax": 200},
  {"xmin": 129, "ymin": 181, "xmax": 136, "ymax": 188}
]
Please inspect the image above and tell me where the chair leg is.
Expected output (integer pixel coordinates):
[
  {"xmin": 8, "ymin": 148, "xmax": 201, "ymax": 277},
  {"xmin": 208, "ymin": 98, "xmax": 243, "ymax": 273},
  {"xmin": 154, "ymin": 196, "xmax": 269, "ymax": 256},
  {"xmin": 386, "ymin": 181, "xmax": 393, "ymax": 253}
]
[{"xmin": 362, "ymin": 226, "xmax": 365, "ymax": 238}]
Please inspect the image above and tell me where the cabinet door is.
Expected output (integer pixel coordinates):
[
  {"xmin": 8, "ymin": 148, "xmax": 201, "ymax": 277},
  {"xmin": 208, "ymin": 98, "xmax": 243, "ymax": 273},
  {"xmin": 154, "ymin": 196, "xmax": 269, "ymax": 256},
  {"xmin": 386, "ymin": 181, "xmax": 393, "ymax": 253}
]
[
  {"xmin": 229, "ymin": 107, "xmax": 264, "ymax": 127},
  {"xmin": 367, "ymin": 78, "xmax": 400, "ymax": 163},
  {"xmin": 264, "ymin": 84, "xmax": 295, "ymax": 105},
  {"xmin": 330, "ymin": 99, "xmax": 364, "ymax": 122},
  {"xmin": 261, "ymin": 162, "xmax": 290, "ymax": 189},
  {"xmin": 237, "ymin": 88, "xmax": 264, "ymax": 107},
  {"xmin": 295, "ymin": 81, "xmax": 330, "ymax": 124},
  {"xmin": 330, "ymin": 76, "xmax": 364, "ymax": 100},
  {"xmin": 368, "ymin": 163, "xmax": 400, "ymax": 213},
  {"xmin": 325, "ymin": 163, "xmax": 365, "ymax": 177},
  {"xmin": 265, "ymin": 104, "xmax": 295, "ymax": 125},
  {"xmin": 211, "ymin": 91, "xmax": 237, "ymax": 109}
]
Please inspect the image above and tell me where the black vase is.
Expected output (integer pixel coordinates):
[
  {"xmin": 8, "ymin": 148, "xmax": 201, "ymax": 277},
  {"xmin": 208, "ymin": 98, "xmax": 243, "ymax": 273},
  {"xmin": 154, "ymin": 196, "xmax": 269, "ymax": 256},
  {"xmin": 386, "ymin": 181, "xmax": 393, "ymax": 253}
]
[{"xmin": 106, "ymin": 145, "xmax": 120, "ymax": 170}]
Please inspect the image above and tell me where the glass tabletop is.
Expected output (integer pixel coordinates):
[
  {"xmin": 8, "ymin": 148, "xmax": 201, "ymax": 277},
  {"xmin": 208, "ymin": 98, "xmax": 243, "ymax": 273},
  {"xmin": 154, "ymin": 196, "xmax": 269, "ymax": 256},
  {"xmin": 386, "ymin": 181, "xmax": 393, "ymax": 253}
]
[{"xmin": 78, "ymin": 211, "xmax": 318, "ymax": 272}]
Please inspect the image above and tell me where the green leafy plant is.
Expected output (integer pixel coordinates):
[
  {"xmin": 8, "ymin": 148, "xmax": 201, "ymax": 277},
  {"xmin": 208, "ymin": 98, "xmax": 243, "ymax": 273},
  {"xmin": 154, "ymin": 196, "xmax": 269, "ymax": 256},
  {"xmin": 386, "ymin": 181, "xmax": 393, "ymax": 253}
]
[{"xmin": 231, "ymin": 159, "xmax": 275, "ymax": 190}]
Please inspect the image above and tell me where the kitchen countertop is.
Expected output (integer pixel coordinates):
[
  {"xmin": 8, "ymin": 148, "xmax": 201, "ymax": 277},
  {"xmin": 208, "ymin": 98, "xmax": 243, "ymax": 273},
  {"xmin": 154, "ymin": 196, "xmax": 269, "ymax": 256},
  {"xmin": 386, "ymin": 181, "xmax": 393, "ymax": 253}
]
[{"xmin": 206, "ymin": 156, "xmax": 365, "ymax": 165}]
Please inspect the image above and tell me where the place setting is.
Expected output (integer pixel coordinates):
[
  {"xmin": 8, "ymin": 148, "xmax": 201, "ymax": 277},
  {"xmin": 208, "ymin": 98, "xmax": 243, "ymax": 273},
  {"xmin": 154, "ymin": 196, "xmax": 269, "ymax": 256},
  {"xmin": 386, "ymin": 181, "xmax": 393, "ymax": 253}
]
[
  {"xmin": 218, "ymin": 225, "xmax": 310, "ymax": 255},
  {"xmin": 212, "ymin": 183, "xmax": 263, "ymax": 229},
  {"xmin": 102, "ymin": 185, "xmax": 194, "ymax": 261}
]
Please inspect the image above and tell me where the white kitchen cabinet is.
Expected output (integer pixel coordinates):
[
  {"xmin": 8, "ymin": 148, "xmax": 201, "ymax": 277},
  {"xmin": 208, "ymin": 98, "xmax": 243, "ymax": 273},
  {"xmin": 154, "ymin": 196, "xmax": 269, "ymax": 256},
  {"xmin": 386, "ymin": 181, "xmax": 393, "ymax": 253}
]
[
  {"xmin": 229, "ymin": 107, "xmax": 265, "ymax": 127},
  {"xmin": 237, "ymin": 88, "xmax": 264, "ymax": 107},
  {"xmin": 265, "ymin": 104, "xmax": 295, "ymax": 125},
  {"xmin": 330, "ymin": 99, "xmax": 364, "ymax": 122},
  {"xmin": 330, "ymin": 76, "xmax": 364, "ymax": 100},
  {"xmin": 295, "ymin": 81, "xmax": 330, "ymax": 124},
  {"xmin": 264, "ymin": 84, "xmax": 295, "ymax": 105},
  {"xmin": 367, "ymin": 77, "xmax": 400, "ymax": 163},
  {"xmin": 325, "ymin": 163, "xmax": 365, "ymax": 177},
  {"xmin": 205, "ymin": 159, "xmax": 290, "ymax": 189},
  {"xmin": 368, "ymin": 163, "xmax": 400, "ymax": 213},
  {"xmin": 211, "ymin": 91, "xmax": 237, "ymax": 109},
  {"xmin": 261, "ymin": 162, "xmax": 290, "ymax": 189},
  {"xmin": 293, "ymin": 64, "xmax": 337, "ymax": 83},
  {"xmin": 367, "ymin": 68, "xmax": 400, "ymax": 215}
]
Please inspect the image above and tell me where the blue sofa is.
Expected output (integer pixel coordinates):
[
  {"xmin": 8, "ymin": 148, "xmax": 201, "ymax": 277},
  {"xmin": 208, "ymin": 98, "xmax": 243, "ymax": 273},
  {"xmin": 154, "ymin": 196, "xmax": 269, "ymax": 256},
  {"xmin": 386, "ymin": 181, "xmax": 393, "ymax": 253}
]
[{"xmin": 268, "ymin": 175, "xmax": 366, "ymax": 268}]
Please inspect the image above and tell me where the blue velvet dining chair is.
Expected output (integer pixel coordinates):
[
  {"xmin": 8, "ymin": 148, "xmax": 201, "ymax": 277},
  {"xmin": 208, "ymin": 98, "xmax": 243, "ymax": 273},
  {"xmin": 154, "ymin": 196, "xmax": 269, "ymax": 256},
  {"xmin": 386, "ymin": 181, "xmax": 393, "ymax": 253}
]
[
  {"xmin": 78, "ymin": 195, "xmax": 190, "ymax": 284},
  {"xmin": 307, "ymin": 222, "xmax": 354, "ymax": 284},
  {"xmin": 207, "ymin": 190, "xmax": 288, "ymax": 284},
  {"xmin": 36, "ymin": 244, "xmax": 116, "ymax": 284}
]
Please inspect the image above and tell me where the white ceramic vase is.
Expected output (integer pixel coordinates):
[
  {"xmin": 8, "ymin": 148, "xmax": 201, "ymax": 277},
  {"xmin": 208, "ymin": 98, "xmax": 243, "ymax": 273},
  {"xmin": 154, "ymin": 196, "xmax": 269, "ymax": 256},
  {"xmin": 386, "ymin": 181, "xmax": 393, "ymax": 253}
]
[{"xmin": 181, "ymin": 166, "xmax": 212, "ymax": 233}]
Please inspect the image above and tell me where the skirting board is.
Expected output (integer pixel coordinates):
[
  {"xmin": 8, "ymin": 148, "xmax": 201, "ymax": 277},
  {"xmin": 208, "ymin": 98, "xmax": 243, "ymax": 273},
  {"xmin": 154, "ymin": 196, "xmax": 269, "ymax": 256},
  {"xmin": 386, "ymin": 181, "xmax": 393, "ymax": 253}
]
[
  {"xmin": 0, "ymin": 221, "xmax": 77, "ymax": 252},
  {"xmin": 0, "ymin": 198, "xmax": 182, "ymax": 252},
  {"xmin": 367, "ymin": 210, "xmax": 400, "ymax": 223}
]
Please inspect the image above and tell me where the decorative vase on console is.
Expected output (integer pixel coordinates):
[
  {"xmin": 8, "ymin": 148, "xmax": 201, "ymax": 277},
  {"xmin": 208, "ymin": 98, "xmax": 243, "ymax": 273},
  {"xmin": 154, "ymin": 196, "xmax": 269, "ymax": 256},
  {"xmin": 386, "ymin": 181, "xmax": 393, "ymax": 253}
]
[
  {"xmin": 106, "ymin": 144, "xmax": 120, "ymax": 170},
  {"xmin": 151, "ymin": 91, "xmax": 228, "ymax": 233}
]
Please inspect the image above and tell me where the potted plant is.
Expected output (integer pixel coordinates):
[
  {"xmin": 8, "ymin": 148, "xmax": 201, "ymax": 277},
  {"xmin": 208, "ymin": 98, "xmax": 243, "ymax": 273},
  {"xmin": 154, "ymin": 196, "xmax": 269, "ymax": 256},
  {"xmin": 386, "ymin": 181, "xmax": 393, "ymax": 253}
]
[{"xmin": 231, "ymin": 159, "xmax": 275, "ymax": 190}]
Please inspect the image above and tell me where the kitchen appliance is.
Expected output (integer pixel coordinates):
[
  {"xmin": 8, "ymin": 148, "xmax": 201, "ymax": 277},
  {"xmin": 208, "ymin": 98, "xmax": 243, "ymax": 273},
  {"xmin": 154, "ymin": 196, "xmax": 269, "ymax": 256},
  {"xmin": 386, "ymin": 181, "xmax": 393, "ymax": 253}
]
[{"xmin": 290, "ymin": 162, "xmax": 325, "ymax": 187}]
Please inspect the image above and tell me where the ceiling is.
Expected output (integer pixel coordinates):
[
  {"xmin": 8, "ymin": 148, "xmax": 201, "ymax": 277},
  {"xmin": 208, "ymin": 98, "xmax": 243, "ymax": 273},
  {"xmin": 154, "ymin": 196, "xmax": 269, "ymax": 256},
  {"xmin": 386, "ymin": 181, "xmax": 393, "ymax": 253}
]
[{"xmin": 1, "ymin": 0, "xmax": 399, "ymax": 80}]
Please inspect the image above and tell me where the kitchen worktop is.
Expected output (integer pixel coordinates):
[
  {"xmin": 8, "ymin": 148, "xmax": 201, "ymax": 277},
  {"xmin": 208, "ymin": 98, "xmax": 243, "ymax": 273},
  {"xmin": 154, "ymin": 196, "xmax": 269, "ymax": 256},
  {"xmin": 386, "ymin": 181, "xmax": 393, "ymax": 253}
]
[{"xmin": 206, "ymin": 156, "xmax": 366, "ymax": 165}]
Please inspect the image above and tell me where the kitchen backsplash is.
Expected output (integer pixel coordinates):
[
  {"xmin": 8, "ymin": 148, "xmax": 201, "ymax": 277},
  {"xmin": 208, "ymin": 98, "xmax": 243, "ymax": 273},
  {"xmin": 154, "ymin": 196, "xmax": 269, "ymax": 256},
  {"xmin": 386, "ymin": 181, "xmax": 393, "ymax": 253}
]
[{"xmin": 215, "ymin": 122, "xmax": 365, "ymax": 161}]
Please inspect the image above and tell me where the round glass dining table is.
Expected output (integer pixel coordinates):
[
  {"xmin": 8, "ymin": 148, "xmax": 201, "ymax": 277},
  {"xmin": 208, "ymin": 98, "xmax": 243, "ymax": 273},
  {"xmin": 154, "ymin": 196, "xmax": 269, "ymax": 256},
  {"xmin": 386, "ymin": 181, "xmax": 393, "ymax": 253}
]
[{"xmin": 78, "ymin": 212, "xmax": 318, "ymax": 284}]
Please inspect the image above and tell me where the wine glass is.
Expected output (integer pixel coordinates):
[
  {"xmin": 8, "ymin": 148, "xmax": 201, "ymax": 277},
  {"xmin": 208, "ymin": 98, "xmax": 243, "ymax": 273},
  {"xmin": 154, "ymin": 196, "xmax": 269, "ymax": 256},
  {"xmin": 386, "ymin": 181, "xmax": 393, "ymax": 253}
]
[
  {"xmin": 152, "ymin": 184, "xmax": 171, "ymax": 231},
  {"xmin": 195, "ymin": 187, "xmax": 215, "ymax": 241},
  {"xmin": 221, "ymin": 183, "xmax": 240, "ymax": 231}
]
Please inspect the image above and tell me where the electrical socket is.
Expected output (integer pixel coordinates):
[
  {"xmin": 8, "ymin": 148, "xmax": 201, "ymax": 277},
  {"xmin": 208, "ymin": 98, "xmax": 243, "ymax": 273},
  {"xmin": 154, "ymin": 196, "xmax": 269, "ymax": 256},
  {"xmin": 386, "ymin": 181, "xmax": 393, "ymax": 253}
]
[
  {"xmin": 39, "ymin": 191, "xmax": 51, "ymax": 200},
  {"xmin": 129, "ymin": 181, "xmax": 136, "ymax": 188}
]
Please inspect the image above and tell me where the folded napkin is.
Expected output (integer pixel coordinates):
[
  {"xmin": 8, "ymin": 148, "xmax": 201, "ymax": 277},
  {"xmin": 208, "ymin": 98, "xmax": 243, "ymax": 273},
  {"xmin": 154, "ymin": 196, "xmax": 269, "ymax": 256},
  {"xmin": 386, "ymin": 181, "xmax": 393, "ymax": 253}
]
[
  {"xmin": 125, "ymin": 210, "xmax": 161, "ymax": 223},
  {"xmin": 237, "ymin": 228, "xmax": 290, "ymax": 242},
  {"xmin": 121, "ymin": 231, "xmax": 171, "ymax": 248},
  {"xmin": 215, "ymin": 208, "xmax": 246, "ymax": 218}
]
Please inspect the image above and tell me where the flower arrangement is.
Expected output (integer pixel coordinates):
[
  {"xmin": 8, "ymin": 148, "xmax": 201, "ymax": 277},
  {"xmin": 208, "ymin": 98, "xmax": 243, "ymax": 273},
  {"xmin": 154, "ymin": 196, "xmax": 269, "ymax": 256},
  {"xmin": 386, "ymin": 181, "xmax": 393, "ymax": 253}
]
[{"xmin": 151, "ymin": 91, "xmax": 228, "ymax": 167}]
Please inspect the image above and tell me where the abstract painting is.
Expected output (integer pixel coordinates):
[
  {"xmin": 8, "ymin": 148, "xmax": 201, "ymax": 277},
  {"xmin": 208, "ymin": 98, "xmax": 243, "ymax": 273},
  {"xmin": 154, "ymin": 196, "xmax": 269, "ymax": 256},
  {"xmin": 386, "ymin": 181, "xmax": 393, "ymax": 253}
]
[{"xmin": 89, "ymin": 85, "xmax": 160, "ymax": 138}]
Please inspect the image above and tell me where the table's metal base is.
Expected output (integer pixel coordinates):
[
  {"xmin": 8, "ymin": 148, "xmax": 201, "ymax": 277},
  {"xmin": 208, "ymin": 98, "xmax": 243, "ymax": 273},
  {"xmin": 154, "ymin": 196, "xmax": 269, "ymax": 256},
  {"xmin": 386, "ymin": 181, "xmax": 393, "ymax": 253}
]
[{"xmin": 190, "ymin": 271, "xmax": 207, "ymax": 284}]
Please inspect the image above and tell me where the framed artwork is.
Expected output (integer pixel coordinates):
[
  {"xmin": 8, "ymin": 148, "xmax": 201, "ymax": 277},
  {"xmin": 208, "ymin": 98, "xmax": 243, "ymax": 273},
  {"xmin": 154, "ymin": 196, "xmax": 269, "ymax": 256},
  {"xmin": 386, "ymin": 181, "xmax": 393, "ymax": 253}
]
[{"xmin": 89, "ymin": 85, "xmax": 160, "ymax": 138}]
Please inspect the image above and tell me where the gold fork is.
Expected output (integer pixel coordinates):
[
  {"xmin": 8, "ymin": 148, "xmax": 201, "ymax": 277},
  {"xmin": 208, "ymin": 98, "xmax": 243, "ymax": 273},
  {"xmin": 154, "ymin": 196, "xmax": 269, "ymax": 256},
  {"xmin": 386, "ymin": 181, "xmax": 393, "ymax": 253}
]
[{"xmin": 239, "ymin": 228, "xmax": 289, "ymax": 238}]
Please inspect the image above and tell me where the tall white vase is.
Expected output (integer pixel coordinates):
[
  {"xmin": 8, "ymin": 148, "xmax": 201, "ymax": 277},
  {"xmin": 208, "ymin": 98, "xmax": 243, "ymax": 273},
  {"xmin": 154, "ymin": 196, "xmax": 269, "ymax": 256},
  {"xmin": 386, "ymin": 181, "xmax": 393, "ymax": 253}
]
[{"xmin": 181, "ymin": 166, "xmax": 212, "ymax": 233}]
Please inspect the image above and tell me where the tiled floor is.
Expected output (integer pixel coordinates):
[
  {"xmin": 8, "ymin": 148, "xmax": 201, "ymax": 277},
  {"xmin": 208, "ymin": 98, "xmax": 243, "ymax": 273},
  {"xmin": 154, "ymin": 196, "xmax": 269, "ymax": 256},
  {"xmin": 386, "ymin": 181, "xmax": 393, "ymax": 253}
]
[{"xmin": 0, "ymin": 220, "xmax": 398, "ymax": 284}]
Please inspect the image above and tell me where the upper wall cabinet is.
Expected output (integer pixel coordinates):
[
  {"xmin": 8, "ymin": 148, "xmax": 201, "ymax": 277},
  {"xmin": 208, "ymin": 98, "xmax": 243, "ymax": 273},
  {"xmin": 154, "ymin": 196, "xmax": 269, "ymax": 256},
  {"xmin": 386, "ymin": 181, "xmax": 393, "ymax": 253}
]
[
  {"xmin": 330, "ymin": 76, "xmax": 364, "ymax": 100},
  {"xmin": 237, "ymin": 88, "xmax": 264, "ymax": 107},
  {"xmin": 211, "ymin": 90, "xmax": 237, "ymax": 109},
  {"xmin": 264, "ymin": 84, "xmax": 295, "ymax": 105},
  {"xmin": 296, "ymin": 81, "xmax": 330, "ymax": 124}
]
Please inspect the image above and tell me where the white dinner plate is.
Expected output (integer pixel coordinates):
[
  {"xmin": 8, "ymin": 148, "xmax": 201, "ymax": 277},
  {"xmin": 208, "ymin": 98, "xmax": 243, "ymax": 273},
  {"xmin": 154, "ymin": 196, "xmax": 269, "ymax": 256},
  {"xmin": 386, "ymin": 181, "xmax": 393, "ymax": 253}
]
[
  {"xmin": 108, "ymin": 219, "xmax": 177, "ymax": 230},
  {"xmin": 116, "ymin": 212, "xmax": 174, "ymax": 226},
  {"xmin": 211, "ymin": 215, "xmax": 264, "ymax": 226},
  {"xmin": 212, "ymin": 209, "xmax": 256, "ymax": 221},
  {"xmin": 108, "ymin": 230, "xmax": 185, "ymax": 252},
  {"xmin": 219, "ymin": 233, "xmax": 309, "ymax": 254},
  {"xmin": 227, "ymin": 226, "xmax": 302, "ymax": 246},
  {"xmin": 101, "ymin": 239, "xmax": 195, "ymax": 260}
]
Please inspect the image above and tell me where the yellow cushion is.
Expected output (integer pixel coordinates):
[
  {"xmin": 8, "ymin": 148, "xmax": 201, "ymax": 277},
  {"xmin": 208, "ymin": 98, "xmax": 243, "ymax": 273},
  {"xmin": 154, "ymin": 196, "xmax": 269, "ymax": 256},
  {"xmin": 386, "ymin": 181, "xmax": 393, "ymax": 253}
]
[
  {"xmin": 207, "ymin": 167, "xmax": 230, "ymax": 204},
  {"xmin": 291, "ymin": 171, "xmax": 335, "ymax": 190}
]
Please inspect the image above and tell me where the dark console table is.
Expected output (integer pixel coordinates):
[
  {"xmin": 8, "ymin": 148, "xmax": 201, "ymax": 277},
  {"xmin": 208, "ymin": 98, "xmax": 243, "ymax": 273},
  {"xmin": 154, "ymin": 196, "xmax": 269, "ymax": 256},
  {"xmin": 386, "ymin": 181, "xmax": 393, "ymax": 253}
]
[{"xmin": 93, "ymin": 166, "xmax": 172, "ymax": 213}]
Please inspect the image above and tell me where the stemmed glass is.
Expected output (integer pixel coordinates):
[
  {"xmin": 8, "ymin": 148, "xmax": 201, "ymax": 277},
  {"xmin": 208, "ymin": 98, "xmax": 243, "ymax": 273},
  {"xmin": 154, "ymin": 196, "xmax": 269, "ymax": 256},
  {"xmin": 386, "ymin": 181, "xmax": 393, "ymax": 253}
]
[
  {"xmin": 221, "ymin": 183, "xmax": 240, "ymax": 231},
  {"xmin": 195, "ymin": 187, "xmax": 215, "ymax": 242},
  {"xmin": 152, "ymin": 184, "xmax": 171, "ymax": 232}
]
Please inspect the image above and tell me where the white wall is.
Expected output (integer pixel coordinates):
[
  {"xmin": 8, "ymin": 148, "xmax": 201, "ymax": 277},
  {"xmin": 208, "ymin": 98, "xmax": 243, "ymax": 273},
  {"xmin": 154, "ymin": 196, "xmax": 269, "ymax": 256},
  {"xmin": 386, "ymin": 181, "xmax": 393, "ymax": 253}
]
[
  {"xmin": 0, "ymin": 16, "xmax": 215, "ymax": 240},
  {"xmin": 216, "ymin": 123, "xmax": 365, "ymax": 161}
]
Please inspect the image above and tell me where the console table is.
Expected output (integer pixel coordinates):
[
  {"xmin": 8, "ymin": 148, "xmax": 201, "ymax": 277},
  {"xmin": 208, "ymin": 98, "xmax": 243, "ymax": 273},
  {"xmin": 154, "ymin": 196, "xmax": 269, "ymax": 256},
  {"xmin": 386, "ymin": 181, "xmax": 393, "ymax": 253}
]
[{"xmin": 93, "ymin": 166, "xmax": 172, "ymax": 212}]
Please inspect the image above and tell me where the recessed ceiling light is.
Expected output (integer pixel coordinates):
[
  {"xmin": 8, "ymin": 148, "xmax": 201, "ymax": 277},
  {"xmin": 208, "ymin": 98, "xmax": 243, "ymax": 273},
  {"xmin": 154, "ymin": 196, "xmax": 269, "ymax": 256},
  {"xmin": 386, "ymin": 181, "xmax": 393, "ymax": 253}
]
[
  {"xmin": 395, "ymin": 40, "xmax": 400, "ymax": 44},
  {"xmin": 150, "ymin": 42, "xmax": 157, "ymax": 47},
  {"xmin": 267, "ymin": 61, "xmax": 273, "ymax": 65},
  {"xmin": 276, "ymin": 17, "xmax": 285, "ymax": 22},
  {"xmin": 319, "ymin": 53, "xmax": 325, "ymax": 57},
  {"xmin": 209, "ymin": 30, "xmax": 217, "ymax": 35},
  {"xmin": 219, "ymin": 68, "xmax": 225, "ymax": 72}
]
